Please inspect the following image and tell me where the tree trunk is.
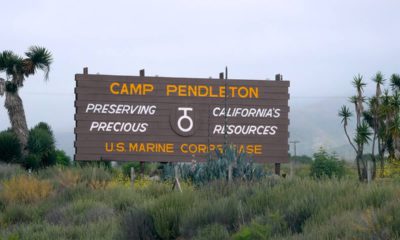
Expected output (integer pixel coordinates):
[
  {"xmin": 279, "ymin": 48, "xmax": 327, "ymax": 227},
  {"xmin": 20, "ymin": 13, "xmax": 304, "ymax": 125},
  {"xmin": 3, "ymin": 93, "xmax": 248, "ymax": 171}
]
[
  {"xmin": 356, "ymin": 151, "xmax": 368, "ymax": 182},
  {"xmin": 356, "ymin": 153, "xmax": 362, "ymax": 181},
  {"xmin": 371, "ymin": 132, "xmax": 377, "ymax": 179},
  {"xmin": 379, "ymin": 148, "xmax": 385, "ymax": 177},
  {"xmin": 4, "ymin": 90, "xmax": 29, "ymax": 156},
  {"xmin": 372, "ymin": 157, "xmax": 376, "ymax": 179}
]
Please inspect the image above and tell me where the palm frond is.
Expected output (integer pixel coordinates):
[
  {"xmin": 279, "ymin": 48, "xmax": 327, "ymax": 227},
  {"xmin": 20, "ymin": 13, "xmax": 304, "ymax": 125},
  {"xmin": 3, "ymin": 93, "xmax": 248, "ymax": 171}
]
[
  {"xmin": 362, "ymin": 111, "xmax": 374, "ymax": 128},
  {"xmin": 352, "ymin": 74, "xmax": 366, "ymax": 92},
  {"xmin": 349, "ymin": 95, "xmax": 358, "ymax": 104},
  {"xmin": 354, "ymin": 122, "xmax": 372, "ymax": 145},
  {"xmin": 338, "ymin": 105, "xmax": 352, "ymax": 125},
  {"xmin": 389, "ymin": 114, "xmax": 400, "ymax": 139},
  {"xmin": 24, "ymin": 46, "xmax": 53, "ymax": 80},
  {"xmin": 372, "ymin": 71, "xmax": 385, "ymax": 85},
  {"xmin": 390, "ymin": 74, "xmax": 400, "ymax": 92},
  {"xmin": 0, "ymin": 51, "xmax": 24, "ymax": 75}
]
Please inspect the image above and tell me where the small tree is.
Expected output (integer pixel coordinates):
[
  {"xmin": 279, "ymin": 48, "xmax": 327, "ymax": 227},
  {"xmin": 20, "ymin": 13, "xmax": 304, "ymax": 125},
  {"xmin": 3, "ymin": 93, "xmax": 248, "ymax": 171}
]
[
  {"xmin": 55, "ymin": 149, "xmax": 71, "ymax": 166},
  {"xmin": 310, "ymin": 148, "xmax": 345, "ymax": 179},
  {"xmin": 0, "ymin": 47, "xmax": 53, "ymax": 156},
  {"xmin": 24, "ymin": 122, "xmax": 57, "ymax": 170},
  {"xmin": 339, "ymin": 74, "xmax": 371, "ymax": 181}
]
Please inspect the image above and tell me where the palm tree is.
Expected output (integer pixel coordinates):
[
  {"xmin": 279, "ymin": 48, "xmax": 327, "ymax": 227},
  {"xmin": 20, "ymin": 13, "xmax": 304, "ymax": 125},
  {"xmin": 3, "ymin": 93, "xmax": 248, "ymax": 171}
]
[
  {"xmin": 0, "ymin": 46, "xmax": 53, "ymax": 155},
  {"xmin": 339, "ymin": 105, "xmax": 363, "ymax": 179},
  {"xmin": 369, "ymin": 72, "xmax": 386, "ymax": 178},
  {"xmin": 390, "ymin": 74, "xmax": 400, "ymax": 92},
  {"xmin": 340, "ymin": 74, "xmax": 372, "ymax": 181},
  {"xmin": 352, "ymin": 74, "xmax": 366, "ymax": 125},
  {"xmin": 339, "ymin": 106, "xmax": 356, "ymax": 152},
  {"xmin": 372, "ymin": 72, "xmax": 385, "ymax": 98}
]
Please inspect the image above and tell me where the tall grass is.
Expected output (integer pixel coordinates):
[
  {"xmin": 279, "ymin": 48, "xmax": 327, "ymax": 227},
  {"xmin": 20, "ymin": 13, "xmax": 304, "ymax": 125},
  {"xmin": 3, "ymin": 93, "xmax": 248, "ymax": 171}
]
[{"xmin": 0, "ymin": 164, "xmax": 400, "ymax": 239}]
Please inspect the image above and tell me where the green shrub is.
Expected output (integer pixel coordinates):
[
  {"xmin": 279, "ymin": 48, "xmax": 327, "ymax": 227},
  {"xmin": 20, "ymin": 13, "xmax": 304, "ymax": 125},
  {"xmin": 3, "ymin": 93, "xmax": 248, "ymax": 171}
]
[
  {"xmin": 193, "ymin": 224, "xmax": 230, "ymax": 240},
  {"xmin": 378, "ymin": 198, "xmax": 400, "ymax": 237},
  {"xmin": 0, "ymin": 130, "xmax": 21, "ymax": 163},
  {"xmin": 181, "ymin": 196, "xmax": 240, "ymax": 238},
  {"xmin": 24, "ymin": 154, "xmax": 41, "ymax": 170},
  {"xmin": 78, "ymin": 166, "xmax": 112, "ymax": 189},
  {"xmin": 43, "ymin": 199, "xmax": 114, "ymax": 227},
  {"xmin": 149, "ymin": 193, "xmax": 194, "ymax": 239},
  {"xmin": 1, "ymin": 220, "xmax": 118, "ymax": 240},
  {"xmin": 121, "ymin": 162, "xmax": 140, "ymax": 178},
  {"xmin": 55, "ymin": 150, "xmax": 71, "ymax": 166},
  {"xmin": 27, "ymin": 123, "xmax": 55, "ymax": 155},
  {"xmin": 25, "ymin": 122, "xmax": 56, "ymax": 169},
  {"xmin": 361, "ymin": 186, "xmax": 393, "ymax": 208},
  {"xmin": 232, "ymin": 224, "xmax": 270, "ymax": 240},
  {"xmin": 298, "ymin": 210, "xmax": 363, "ymax": 239},
  {"xmin": 310, "ymin": 148, "xmax": 345, "ymax": 179},
  {"xmin": 2, "ymin": 204, "xmax": 35, "ymax": 225},
  {"xmin": 119, "ymin": 208, "xmax": 160, "ymax": 240}
]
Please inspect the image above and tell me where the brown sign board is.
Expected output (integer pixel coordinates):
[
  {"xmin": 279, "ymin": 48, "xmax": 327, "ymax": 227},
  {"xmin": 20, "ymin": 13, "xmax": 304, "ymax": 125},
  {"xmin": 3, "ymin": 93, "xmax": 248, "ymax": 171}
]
[{"xmin": 74, "ymin": 72, "xmax": 290, "ymax": 163}]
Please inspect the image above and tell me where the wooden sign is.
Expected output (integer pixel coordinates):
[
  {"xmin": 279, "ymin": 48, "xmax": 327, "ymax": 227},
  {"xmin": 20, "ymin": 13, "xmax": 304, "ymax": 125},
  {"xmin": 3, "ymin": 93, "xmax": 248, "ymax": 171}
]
[{"xmin": 74, "ymin": 70, "xmax": 290, "ymax": 163}]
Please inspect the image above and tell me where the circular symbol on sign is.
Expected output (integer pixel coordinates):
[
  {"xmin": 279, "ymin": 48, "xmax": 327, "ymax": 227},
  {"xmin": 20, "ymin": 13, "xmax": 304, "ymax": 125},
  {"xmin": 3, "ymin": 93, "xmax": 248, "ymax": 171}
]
[
  {"xmin": 177, "ymin": 107, "xmax": 194, "ymax": 132},
  {"xmin": 170, "ymin": 105, "xmax": 199, "ymax": 136}
]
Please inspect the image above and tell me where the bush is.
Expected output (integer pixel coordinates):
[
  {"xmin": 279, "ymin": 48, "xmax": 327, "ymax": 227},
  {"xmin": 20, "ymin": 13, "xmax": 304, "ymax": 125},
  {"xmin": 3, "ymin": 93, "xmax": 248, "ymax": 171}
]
[
  {"xmin": 149, "ymin": 193, "xmax": 194, "ymax": 239},
  {"xmin": 284, "ymin": 195, "xmax": 318, "ymax": 233},
  {"xmin": 25, "ymin": 122, "xmax": 57, "ymax": 169},
  {"xmin": 119, "ymin": 208, "xmax": 160, "ymax": 240},
  {"xmin": 78, "ymin": 166, "xmax": 112, "ymax": 189},
  {"xmin": 232, "ymin": 224, "xmax": 270, "ymax": 240},
  {"xmin": 27, "ymin": 123, "xmax": 55, "ymax": 155},
  {"xmin": 181, "ymin": 196, "xmax": 240, "ymax": 237},
  {"xmin": 193, "ymin": 224, "xmax": 230, "ymax": 240},
  {"xmin": 1, "ymin": 175, "xmax": 53, "ymax": 204},
  {"xmin": 24, "ymin": 153, "xmax": 41, "ymax": 170},
  {"xmin": 55, "ymin": 149, "xmax": 71, "ymax": 166},
  {"xmin": 310, "ymin": 148, "xmax": 345, "ymax": 179},
  {"xmin": 45, "ymin": 200, "xmax": 114, "ymax": 226},
  {"xmin": 0, "ymin": 130, "xmax": 21, "ymax": 163},
  {"xmin": 1, "ymin": 204, "xmax": 35, "ymax": 225},
  {"xmin": 53, "ymin": 168, "xmax": 81, "ymax": 190},
  {"xmin": 121, "ymin": 162, "xmax": 140, "ymax": 178}
]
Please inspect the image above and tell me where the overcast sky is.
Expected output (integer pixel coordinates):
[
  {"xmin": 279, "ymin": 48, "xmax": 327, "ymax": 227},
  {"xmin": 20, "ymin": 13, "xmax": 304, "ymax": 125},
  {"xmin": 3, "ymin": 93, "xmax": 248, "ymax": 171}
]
[{"xmin": 1, "ymin": 0, "xmax": 400, "ymax": 154}]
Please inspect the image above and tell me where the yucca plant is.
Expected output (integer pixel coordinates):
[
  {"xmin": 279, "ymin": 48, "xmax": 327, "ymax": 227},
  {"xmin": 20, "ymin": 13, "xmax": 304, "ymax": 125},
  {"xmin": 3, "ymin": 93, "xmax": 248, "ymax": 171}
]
[
  {"xmin": 166, "ymin": 144, "xmax": 265, "ymax": 186},
  {"xmin": 339, "ymin": 74, "xmax": 371, "ymax": 181},
  {"xmin": 0, "ymin": 46, "xmax": 53, "ymax": 156},
  {"xmin": 340, "ymin": 71, "xmax": 400, "ymax": 180}
]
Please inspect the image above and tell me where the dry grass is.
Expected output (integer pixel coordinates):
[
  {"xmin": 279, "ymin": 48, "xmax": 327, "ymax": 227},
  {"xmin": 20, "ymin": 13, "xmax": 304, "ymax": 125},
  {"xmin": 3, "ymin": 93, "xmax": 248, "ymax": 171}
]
[{"xmin": 1, "ymin": 175, "xmax": 53, "ymax": 204}]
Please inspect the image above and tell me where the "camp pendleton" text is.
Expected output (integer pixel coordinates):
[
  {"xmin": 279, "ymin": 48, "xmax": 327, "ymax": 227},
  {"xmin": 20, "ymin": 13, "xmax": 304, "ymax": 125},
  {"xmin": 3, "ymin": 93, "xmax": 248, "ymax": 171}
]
[{"xmin": 109, "ymin": 82, "xmax": 259, "ymax": 98}]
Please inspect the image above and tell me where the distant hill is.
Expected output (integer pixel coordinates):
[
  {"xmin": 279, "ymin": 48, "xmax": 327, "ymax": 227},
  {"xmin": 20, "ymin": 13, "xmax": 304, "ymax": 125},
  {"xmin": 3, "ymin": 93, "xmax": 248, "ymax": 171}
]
[{"xmin": 289, "ymin": 98, "xmax": 359, "ymax": 161}]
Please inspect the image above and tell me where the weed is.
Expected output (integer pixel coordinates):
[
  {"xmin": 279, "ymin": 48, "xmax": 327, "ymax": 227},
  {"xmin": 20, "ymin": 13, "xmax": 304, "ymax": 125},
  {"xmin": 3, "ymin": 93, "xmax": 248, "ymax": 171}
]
[{"xmin": 1, "ymin": 175, "xmax": 53, "ymax": 204}]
